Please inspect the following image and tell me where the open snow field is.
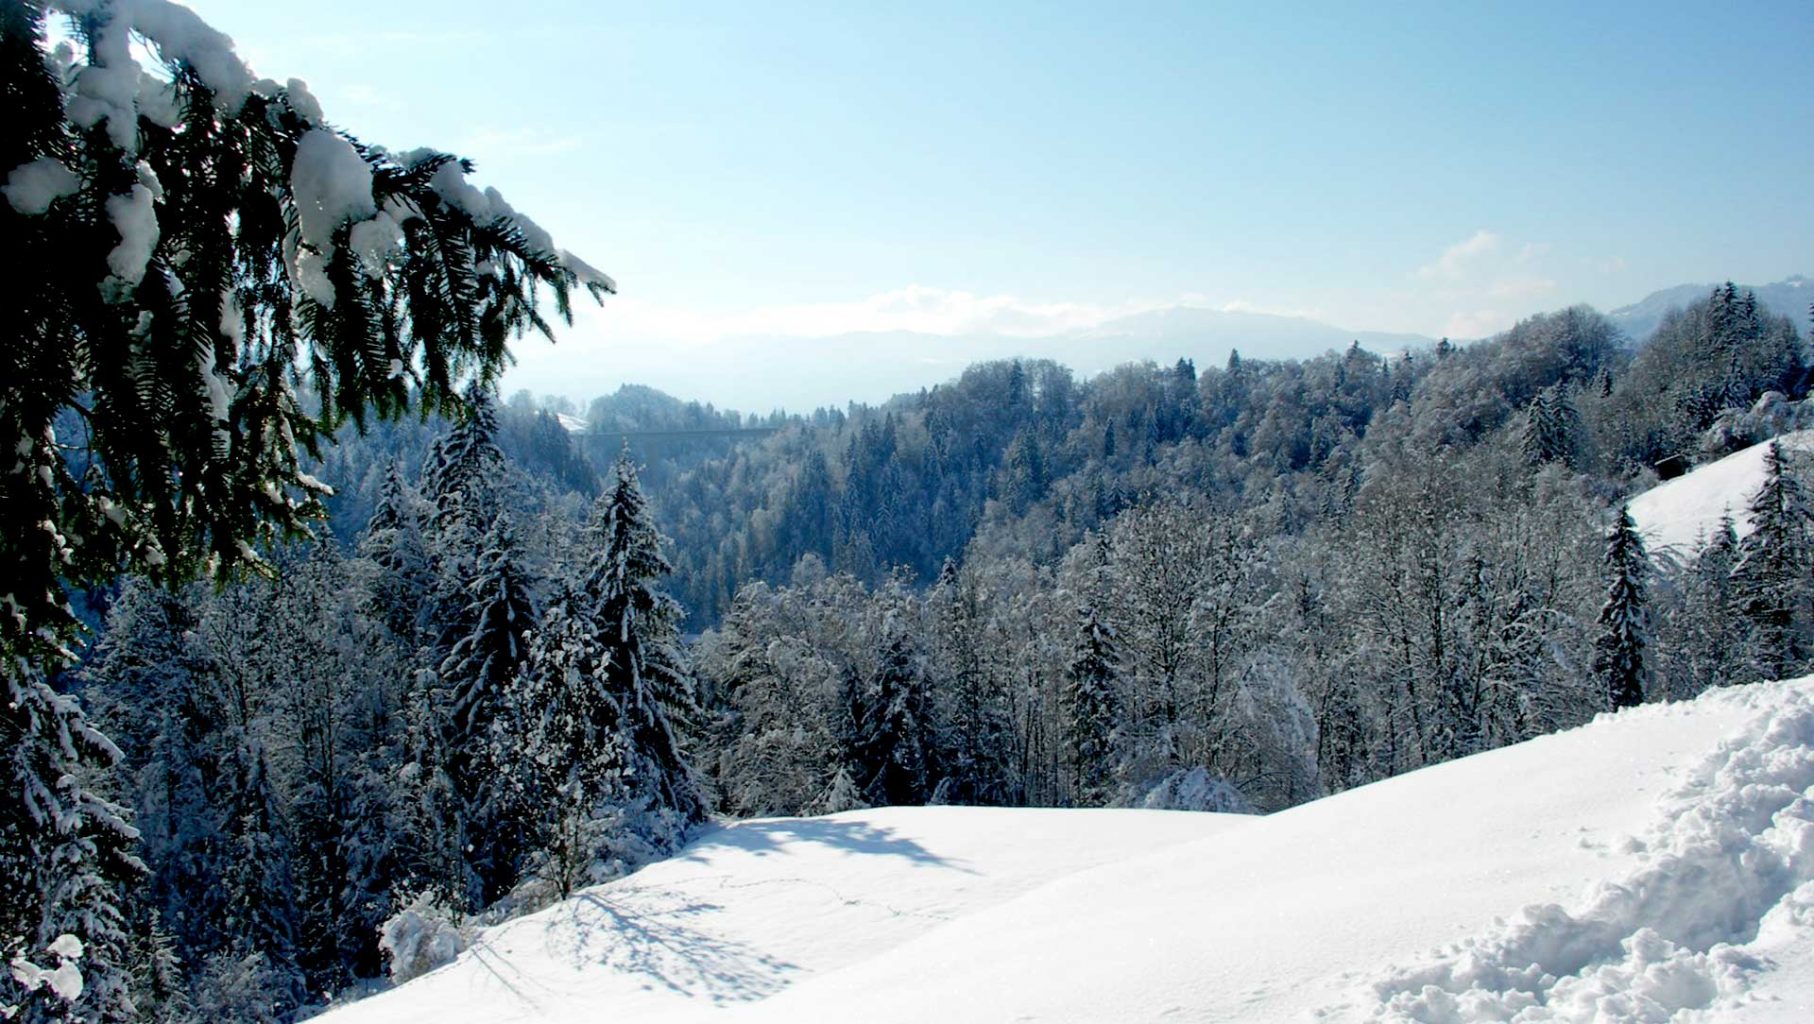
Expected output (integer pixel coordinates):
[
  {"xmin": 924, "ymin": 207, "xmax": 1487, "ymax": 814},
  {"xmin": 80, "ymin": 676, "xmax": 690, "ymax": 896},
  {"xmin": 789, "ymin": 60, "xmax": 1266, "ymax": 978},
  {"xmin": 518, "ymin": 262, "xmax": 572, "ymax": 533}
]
[
  {"xmin": 321, "ymin": 678, "xmax": 1814, "ymax": 1023},
  {"xmin": 316, "ymin": 807, "xmax": 1239, "ymax": 1023}
]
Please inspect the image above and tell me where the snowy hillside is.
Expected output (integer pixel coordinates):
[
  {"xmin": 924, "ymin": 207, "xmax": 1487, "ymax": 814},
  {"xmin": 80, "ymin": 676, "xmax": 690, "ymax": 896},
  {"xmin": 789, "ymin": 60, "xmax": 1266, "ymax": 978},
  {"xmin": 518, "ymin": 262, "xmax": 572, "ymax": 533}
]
[
  {"xmin": 315, "ymin": 808, "xmax": 1239, "ymax": 1023},
  {"xmin": 320, "ymin": 679, "xmax": 1814, "ymax": 1023},
  {"xmin": 1627, "ymin": 431, "xmax": 1814, "ymax": 558}
]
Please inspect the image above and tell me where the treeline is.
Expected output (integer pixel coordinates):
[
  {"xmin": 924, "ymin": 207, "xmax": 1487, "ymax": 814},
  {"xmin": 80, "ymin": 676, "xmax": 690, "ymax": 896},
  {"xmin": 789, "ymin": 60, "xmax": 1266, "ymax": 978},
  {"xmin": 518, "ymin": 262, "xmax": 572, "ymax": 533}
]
[
  {"xmin": 695, "ymin": 436, "xmax": 1814, "ymax": 820},
  {"xmin": 649, "ymin": 285, "xmax": 1806, "ymax": 626},
  {"xmin": 676, "ymin": 285, "xmax": 1811, "ymax": 818}
]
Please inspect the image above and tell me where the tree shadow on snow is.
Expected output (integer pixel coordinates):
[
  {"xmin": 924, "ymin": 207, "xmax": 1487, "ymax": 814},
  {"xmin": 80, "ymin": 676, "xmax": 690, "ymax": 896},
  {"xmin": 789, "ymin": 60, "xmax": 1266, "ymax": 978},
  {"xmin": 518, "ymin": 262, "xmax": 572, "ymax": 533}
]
[
  {"xmin": 560, "ymin": 890, "xmax": 802, "ymax": 1005},
  {"xmin": 681, "ymin": 817, "xmax": 977, "ymax": 874}
]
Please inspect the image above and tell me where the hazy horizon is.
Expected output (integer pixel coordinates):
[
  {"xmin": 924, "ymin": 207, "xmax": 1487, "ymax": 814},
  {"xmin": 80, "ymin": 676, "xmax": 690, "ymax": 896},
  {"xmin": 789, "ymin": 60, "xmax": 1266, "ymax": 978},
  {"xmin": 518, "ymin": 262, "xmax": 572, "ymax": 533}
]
[{"xmin": 196, "ymin": 0, "xmax": 1813, "ymax": 411}]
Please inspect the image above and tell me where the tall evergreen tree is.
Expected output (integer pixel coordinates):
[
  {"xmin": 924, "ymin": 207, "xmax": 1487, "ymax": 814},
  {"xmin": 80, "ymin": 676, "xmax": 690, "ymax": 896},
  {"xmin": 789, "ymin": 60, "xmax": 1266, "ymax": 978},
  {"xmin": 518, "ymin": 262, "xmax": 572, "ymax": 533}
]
[
  {"xmin": 437, "ymin": 513, "xmax": 536, "ymax": 907},
  {"xmin": 357, "ymin": 462, "xmax": 432, "ymax": 643},
  {"xmin": 421, "ymin": 388, "xmax": 507, "ymax": 537},
  {"xmin": 1519, "ymin": 386, "xmax": 1581, "ymax": 469},
  {"xmin": 1673, "ymin": 515, "xmax": 1748, "ymax": 696},
  {"xmin": 929, "ymin": 560, "xmax": 1012, "ymax": 805},
  {"xmin": 0, "ymin": 660, "xmax": 140, "ymax": 1024},
  {"xmin": 509, "ymin": 455, "xmax": 706, "ymax": 897},
  {"xmin": 1593, "ymin": 506, "xmax": 1652, "ymax": 711},
  {"xmin": 216, "ymin": 750, "xmax": 306, "ymax": 1017},
  {"xmin": 1062, "ymin": 605, "xmax": 1122, "ymax": 806},
  {"xmin": 586, "ymin": 455, "xmax": 708, "ymax": 814},
  {"xmin": 859, "ymin": 625, "xmax": 932, "ymax": 807},
  {"xmin": 1733, "ymin": 441, "xmax": 1814, "ymax": 680}
]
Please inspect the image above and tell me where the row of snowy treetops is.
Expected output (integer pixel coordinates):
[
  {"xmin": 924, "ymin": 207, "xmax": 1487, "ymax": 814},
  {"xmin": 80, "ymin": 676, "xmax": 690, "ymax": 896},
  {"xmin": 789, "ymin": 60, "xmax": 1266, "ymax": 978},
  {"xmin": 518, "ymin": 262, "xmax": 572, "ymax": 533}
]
[{"xmin": 7, "ymin": 2, "xmax": 1814, "ymax": 1023}]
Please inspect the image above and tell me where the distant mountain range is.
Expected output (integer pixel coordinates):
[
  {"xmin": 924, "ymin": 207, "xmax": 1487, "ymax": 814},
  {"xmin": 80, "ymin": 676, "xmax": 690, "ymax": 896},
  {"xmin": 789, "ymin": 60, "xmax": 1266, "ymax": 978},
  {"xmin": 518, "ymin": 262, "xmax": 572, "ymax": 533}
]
[
  {"xmin": 518, "ymin": 276, "xmax": 1810, "ymax": 414},
  {"xmin": 576, "ymin": 310, "xmax": 1438, "ymax": 414},
  {"xmin": 1608, "ymin": 275, "xmax": 1812, "ymax": 342},
  {"xmin": 1063, "ymin": 306, "xmax": 1433, "ymax": 367}
]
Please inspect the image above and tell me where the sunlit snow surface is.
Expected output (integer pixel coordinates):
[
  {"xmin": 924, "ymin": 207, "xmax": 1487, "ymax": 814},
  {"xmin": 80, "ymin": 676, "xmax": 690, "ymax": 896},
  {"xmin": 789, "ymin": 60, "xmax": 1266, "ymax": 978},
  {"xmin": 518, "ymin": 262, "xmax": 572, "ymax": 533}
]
[
  {"xmin": 1626, "ymin": 430, "xmax": 1814, "ymax": 560},
  {"xmin": 321, "ymin": 680, "xmax": 1814, "ymax": 1023}
]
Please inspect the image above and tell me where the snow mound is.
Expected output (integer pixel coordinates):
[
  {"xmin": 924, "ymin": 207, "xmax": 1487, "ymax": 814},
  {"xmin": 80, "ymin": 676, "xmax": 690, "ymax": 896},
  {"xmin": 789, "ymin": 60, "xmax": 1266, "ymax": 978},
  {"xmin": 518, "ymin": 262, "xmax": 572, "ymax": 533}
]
[
  {"xmin": 1627, "ymin": 431, "xmax": 1814, "ymax": 559},
  {"xmin": 1363, "ymin": 681, "xmax": 1814, "ymax": 1022}
]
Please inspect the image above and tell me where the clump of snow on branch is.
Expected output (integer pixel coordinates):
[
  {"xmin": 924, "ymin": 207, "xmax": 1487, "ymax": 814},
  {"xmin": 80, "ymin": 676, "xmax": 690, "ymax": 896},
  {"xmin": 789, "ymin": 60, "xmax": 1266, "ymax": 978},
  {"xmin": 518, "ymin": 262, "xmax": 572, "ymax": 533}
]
[
  {"xmin": 49, "ymin": 0, "xmax": 255, "ymax": 114},
  {"xmin": 560, "ymin": 248, "xmax": 618, "ymax": 293},
  {"xmin": 290, "ymin": 128, "xmax": 376, "ymax": 305},
  {"xmin": 102, "ymin": 182, "xmax": 158, "ymax": 295},
  {"xmin": 6, "ymin": 933, "xmax": 86, "ymax": 1011},
  {"xmin": 2, "ymin": 159, "xmax": 80, "ymax": 215},
  {"xmin": 292, "ymin": 129, "xmax": 375, "ymax": 252}
]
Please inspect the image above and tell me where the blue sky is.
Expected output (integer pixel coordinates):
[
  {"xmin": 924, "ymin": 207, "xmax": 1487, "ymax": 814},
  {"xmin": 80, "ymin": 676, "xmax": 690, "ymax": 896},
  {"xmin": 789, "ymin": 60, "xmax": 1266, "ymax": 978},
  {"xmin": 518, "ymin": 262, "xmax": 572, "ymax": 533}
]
[{"xmin": 199, "ymin": 0, "xmax": 1812, "ymax": 408}]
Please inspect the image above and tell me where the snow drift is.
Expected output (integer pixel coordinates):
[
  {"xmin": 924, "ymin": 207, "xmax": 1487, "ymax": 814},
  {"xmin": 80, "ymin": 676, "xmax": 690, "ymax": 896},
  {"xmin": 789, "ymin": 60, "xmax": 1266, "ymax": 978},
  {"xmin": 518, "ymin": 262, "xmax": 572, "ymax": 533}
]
[{"xmin": 319, "ymin": 679, "xmax": 1814, "ymax": 1023}]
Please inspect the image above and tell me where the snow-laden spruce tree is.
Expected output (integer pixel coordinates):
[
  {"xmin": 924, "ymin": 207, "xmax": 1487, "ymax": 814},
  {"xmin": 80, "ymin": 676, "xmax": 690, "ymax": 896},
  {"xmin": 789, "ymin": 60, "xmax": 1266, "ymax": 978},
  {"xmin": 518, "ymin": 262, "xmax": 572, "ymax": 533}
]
[
  {"xmin": 357, "ymin": 461, "xmax": 433, "ymax": 644},
  {"xmin": 582, "ymin": 455, "xmax": 706, "ymax": 819},
  {"xmin": 928, "ymin": 558, "xmax": 1012, "ymax": 806},
  {"xmin": 421, "ymin": 386, "xmax": 508, "ymax": 538},
  {"xmin": 1592, "ymin": 505, "xmax": 1652, "ymax": 710},
  {"xmin": 1679, "ymin": 516, "xmax": 1749, "ymax": 695},
  {"xmin": 1062, "ymin": 603, "xmax": 1121, "ymax": 807},
  {"xmin": 439, "ymin": 512, "xmax": 536, "ymax": 907},
  {"xmin": 1733, "ymin": 441, "xmax": 1814, "ymax": 680},
  {"xmin": 856, "ymin": 612, "xmax": 933, "ymax": 807},
  {"xmin": 506, "ymin": 455, "xmax": 705, "ymax": 900},
  {"xmin": 2, "ymin": 0, "xmax": 607, "ymax": 1012}
]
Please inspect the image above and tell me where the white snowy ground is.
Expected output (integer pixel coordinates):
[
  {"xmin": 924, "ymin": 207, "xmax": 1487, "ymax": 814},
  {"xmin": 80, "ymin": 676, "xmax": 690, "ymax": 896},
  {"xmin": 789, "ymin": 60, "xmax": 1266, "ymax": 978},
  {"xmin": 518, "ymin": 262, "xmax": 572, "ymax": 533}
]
[
  {"xmin": 321, "ymin": 679, "xmax": 1814, "ymax": 1023},
  {"xmin": 1626, "ymin": 430, "xmax": 1814, "ymax": 559}
]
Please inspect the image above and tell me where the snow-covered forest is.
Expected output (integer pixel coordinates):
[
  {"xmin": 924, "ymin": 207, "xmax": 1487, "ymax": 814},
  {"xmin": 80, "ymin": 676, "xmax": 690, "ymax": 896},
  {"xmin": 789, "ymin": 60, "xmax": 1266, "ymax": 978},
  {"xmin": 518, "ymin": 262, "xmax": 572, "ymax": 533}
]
[{"xmin": 6, "ymin": 2, "xmax": 1814, "ymax": 1022}]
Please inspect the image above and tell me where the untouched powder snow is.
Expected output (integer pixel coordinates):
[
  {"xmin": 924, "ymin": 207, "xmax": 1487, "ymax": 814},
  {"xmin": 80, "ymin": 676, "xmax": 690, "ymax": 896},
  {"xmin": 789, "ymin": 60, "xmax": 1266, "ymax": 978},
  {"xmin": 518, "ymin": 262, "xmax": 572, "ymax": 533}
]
[
  {"xmin": 317, "ymin": 808, "xmax": 1237, "ymax": 1024},
  {"xmin": 1627, "ymin": 431, "xmax": 1814, "ymax": 559},
  {"xmin": 324, "ymin": 680, "xmax": 1814, "ymax": 1023}
]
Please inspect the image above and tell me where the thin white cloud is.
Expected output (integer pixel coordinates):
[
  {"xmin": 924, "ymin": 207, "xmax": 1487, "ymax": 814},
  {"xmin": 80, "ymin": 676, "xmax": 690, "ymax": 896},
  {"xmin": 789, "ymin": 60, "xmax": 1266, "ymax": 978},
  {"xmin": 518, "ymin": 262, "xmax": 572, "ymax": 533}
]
[
  {"xmin": 1443, "ymin": 309, "xmax": 1508, "ymax": 339},
  {"xmin": 1405, "ymin": 232, "xmax": 1572, "ymax": 337},
  {"xmin": 1217, "ymin": 299, "xmax": 1325, "ymax": 320},
  {"xmin": 1417, "ymin": 230, "xmax": 1501, "ymax": 280},
  {"xmin": 565, "ymin": 286, "xmax": 1188, "ymax": 346},
  {"xmin": 1488, "ymin": 276, "xmax": 1557, "ymax": 300}
]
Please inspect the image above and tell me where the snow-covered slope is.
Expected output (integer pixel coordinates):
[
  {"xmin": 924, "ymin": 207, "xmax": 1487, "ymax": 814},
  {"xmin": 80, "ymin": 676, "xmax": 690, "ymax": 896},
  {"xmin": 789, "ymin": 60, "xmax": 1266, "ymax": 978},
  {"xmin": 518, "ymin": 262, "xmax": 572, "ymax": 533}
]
[
  {"xmin": 324, "ymin": 679, "xmax": 1814, "ymax": 1023},
  {"xmin": 316, "ymin": 808, "xmax": 1239, "ymax": 1023},
  {"xmin": 1626, "ymin": 431, "xmax": 1814, "ymax": 559}
]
